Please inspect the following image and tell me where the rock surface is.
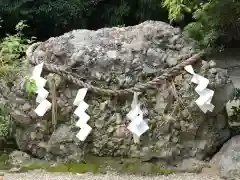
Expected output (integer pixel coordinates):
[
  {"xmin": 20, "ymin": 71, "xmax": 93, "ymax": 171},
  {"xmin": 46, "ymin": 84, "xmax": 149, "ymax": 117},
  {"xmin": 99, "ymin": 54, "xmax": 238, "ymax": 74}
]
[
  {"xmin": 211, "ymin": 135, "xmax": 240, "ymax": 180},
  {"xmin": 6, "ymin": 21, "xmax": 234, "ymax": 165},
  {"xmin": 8, "ymin": 151, "xmax": 31, "ymax": 166}
]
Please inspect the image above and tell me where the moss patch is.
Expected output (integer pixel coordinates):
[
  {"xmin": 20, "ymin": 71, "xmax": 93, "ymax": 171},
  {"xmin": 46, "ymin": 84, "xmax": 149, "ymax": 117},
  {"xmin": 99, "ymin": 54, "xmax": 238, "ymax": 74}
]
[
  {"xmin": 22, "ymin": 162, "xmax": 101, "ymax": 174},
  {"xmin": 151, "ymin": 165, "xmax": 176, "ymax": 175},
  {"xmin": 47, "ymin": 164, "xmax": 69, "ymax": 173},
  {"xmin": 0, "ymin": 153, "xmax": 177, "ymax": 175}
]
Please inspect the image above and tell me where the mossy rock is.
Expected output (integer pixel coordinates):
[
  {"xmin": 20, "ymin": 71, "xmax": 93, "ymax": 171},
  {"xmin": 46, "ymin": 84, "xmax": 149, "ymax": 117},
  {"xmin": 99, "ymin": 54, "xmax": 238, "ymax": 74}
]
[
  {"xmin": 0, "ymin": 152, "xmax": 13, "ymax": 170},
  {"xmin": 119, "ymin": 159, "xmax": 176, "ymax": 175}
]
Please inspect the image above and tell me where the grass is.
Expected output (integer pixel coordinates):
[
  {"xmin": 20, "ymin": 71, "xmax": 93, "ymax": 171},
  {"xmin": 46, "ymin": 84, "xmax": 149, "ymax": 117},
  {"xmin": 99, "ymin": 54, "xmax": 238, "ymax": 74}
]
[
  {"xmin": 0, "ymin": 20, "xmax": 33, "ymax": 82},
  {"xmin": 22, "ymin": 162, "xmax": 101, "ymax": 174},
  {"xmin": 21, "ymin": 161, "xmax": 176, "ymax": 175},
  {"xmin": 0, "ymin": 153, "xmax": 177, "ymax": 175}
]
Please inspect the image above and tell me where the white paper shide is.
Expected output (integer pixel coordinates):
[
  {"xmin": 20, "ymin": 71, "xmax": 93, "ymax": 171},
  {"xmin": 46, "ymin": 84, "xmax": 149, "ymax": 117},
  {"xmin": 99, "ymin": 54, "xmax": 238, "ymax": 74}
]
[
  {"xmin": 30, "ymin": 62, "xmax": 52, "ymax": 116},
  {"xmin": 127, "ymin": 92, "xmax": 149, "ymax": 142},
  {"xmin": 184, "ymin": 65, "xmax": 215, "ymax": 113},
  {"xmin": 73, "ymin": 88, "xmax": 92, "ymax": 141}
]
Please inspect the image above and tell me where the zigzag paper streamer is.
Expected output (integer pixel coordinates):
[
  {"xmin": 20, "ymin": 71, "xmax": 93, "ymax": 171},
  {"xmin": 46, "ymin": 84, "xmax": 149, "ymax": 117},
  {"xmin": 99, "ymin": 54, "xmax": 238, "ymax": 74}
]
[
  {"xmin": 127, "ymin": 92, "xmax": 149, "ymax": 142},
  {"xmin": 30, "ymin": 62, "xmax": 52, "ymax": 116},
  {"xmin": 184, "ymin": 65, "xmax": 215, "ymax": 113},
  {"xmin": 73, "ymin": 88, "xmax": 92, "ymax": 141}
]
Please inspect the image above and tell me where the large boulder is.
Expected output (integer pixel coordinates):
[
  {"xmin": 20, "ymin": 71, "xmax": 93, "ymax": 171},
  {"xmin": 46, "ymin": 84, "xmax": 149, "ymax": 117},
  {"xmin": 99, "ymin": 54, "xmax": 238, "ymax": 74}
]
[
  {"xmin": 211, "ymin": 135, "xmax": 240, "ymax": 180},
  {"xmin": 8, "ymin": 21, "xmax": 234, "ymax": 164}
]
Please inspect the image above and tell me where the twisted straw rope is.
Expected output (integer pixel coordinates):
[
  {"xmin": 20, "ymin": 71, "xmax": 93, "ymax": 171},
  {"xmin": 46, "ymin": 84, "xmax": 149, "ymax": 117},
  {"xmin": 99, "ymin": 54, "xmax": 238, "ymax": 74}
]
[{"xmin": 26, "ymin": 42, "xmax": 204, "ymax": 96}]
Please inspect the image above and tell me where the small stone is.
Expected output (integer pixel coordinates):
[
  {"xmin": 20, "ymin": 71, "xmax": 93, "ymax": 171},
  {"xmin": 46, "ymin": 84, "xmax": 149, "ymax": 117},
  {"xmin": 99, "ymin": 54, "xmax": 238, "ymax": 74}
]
[
  {"xmin": 95, "ymin": 120, "xmax": 104, "ymax": 128},
  {"xmin": 166, "ymin": 57, "xmax": 177, "ymax": 66},
  {"xmin": 209, "ymin": 60, "xmax": 216, "ymax": 67},
  {"xmin": 61, "ymin": 106, "xmax": 72, "ymax": 116},
  {"xmin": 95, "ymin": 71, "xmax": 102, "ymax": 80},
  {"xmin": 175, "ymin": 75, "xmax": 183, "ymax": 85},
  {"xmin": 173, "ymin": 122, "xmax": 181, "ymax": 130},
  {"xmin": 64, "ymin": 88, "xmax": 72, "ymax": 99},
  {"xmin": 57, "ymin": 98, "xmax": 65, "ymax": 107},
  {"xmin": 156, "ymin": 141, "xmax": 165, "ymax": 149},
  {"xmin": 28, "ymin": 109, "xmax": 39, "ymax": 119},
  {"xmin": 116, "ymin": 113, "xmax": 122, "ymax": 124},
  {"xmin": 164, "ymin": 134, "xmax": 171, "ymax": 141},
  {"xmin": 123, "ymin": 41, "xmax": 149, "ymax": 51},
  {"xmin": 180, "ymin": 120, "xmax": 186, "ymax": 130},
  {"xmin": 11, "ymin": 110, "xmax": 32, "ymax": 125},
  {"xmin": 100, "ymin": 101, "xmax": 108, "ymax": 111},
  {"xmin": 71, "ymin": 50, "xmax": 85, "ymax": 62},
  {"xmin": 21, "ymin": 103, "xmax": 31, "ymax": 111},
  {"xmin": 30, "ymin": 132, "xmax": 37, "ymax": 140},
  {"xmin": 38, "ymin": 142, "xmax": 48, "ymax": 149},
  {"xmin": 201, "ymin": 60, "xmax": 210, "ymax": 70},
  {"xmin": 9, "ymin": 151, "xmax": 31, "ymax": 166},
  {"xmin": 172, "ymin": 136, "xmax": 179, "ymax": 143},
  {"xmin": 106, "ymin": 50, "xmax": 118, "ymax": 59},
  {"xmin": 114, "ymin": 125, "xmax": 126, "ymax": 137},
  {"xmin": 147, "ymin": 48, "xmax": 159, "ymax": 57},
  {"xmin": 181, "ymin": 109, "xmax": 189, "ymax": 118},
  {"xmin": 143, "ymin": 64, "xmax": 155, "ymax": 73},
  {"xmin": 8, "ymin": 97, "xmax": 26, "ymax": 104},
  {"xmin": 209, "ymin": 68, "xmax": 217, "ymax": 74},
  {"xmin": 107, "ymin": 126, "xmax": 115, "ymax": 133},
  {"xmin": 9, "ymin": 167, "xmax": 21, "ymax": 173}
]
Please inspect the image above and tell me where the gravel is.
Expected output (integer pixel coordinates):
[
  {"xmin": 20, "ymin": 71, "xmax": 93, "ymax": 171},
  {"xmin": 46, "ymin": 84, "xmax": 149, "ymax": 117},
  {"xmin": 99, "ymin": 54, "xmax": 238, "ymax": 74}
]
[{"xmin": 3, "ymin": 171, "xmax": 223, "ymax": 180}]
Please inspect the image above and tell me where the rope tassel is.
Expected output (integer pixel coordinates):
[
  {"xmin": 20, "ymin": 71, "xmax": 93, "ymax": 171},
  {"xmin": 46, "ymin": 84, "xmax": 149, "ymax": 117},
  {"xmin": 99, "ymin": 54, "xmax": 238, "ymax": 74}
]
[{"xmin": 27, "ymin": 42, "xmax": 204, "ymax": 96}]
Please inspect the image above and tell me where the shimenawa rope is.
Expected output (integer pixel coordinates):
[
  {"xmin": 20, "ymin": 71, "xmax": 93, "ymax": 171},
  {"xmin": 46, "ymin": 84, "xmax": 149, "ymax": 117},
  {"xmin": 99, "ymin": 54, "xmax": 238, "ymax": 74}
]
[{"xmin": 26, "ymin": 42, "xmax": 204, "ymax": 96}]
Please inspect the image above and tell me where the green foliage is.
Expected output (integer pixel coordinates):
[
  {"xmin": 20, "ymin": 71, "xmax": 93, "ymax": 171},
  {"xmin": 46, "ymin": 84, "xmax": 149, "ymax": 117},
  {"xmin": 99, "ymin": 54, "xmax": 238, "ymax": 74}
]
[
  {"xmin": 0, "ymin": 20, "xmax": 35, "ymax": 80},
  {"xmin": 0, "ymin": 103, "xmax": 11, "ymax": 141},
  {"xmin": 229, "ymin": 88, "xmax": 240, "ymax": 123},
  {"xmin": 162, "ymin": 0, "xmax": 240, "ymax": 49},
  {"xmin": 25, "ymin": 78, "xmax": 37, "ymax": 97},
  {"xmin": 0, "ymin": 0, "xmax": 169, "ymax": 39},
  {"xmin": 235, "ymin": 88, "xmax": 240, "ymax": 99},
  {"xmin": 0, "ymin": 0, "xmax": 239, "ymax": 51},
  {"xmin": 162, "ymin": 0, "xmax": 194, "ymax": 21}
]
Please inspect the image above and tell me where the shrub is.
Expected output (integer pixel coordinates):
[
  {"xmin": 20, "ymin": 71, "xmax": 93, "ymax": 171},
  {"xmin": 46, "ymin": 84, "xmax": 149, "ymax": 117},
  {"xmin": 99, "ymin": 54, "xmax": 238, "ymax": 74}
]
[
  {"xmin": 0, "ymin": 0, "xmax": 169, "ymax": 39},
  {"xmin": 0, "ymin": 103, "xmax": 12, "ymax": 142},
  {"xmin": 162, "ymin": 0, "xmax": 240, "ymax": 49},
  {"xmin": 0, "ymin": 20, "xmax": 35, "ymax": 81}
]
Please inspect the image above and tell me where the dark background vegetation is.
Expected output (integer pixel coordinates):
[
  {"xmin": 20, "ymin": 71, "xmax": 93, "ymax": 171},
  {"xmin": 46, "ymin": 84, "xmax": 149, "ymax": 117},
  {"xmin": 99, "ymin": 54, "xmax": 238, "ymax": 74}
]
[{"xmin": 0, "ymin": 0, "xmax": 238, "ymax": 49}]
